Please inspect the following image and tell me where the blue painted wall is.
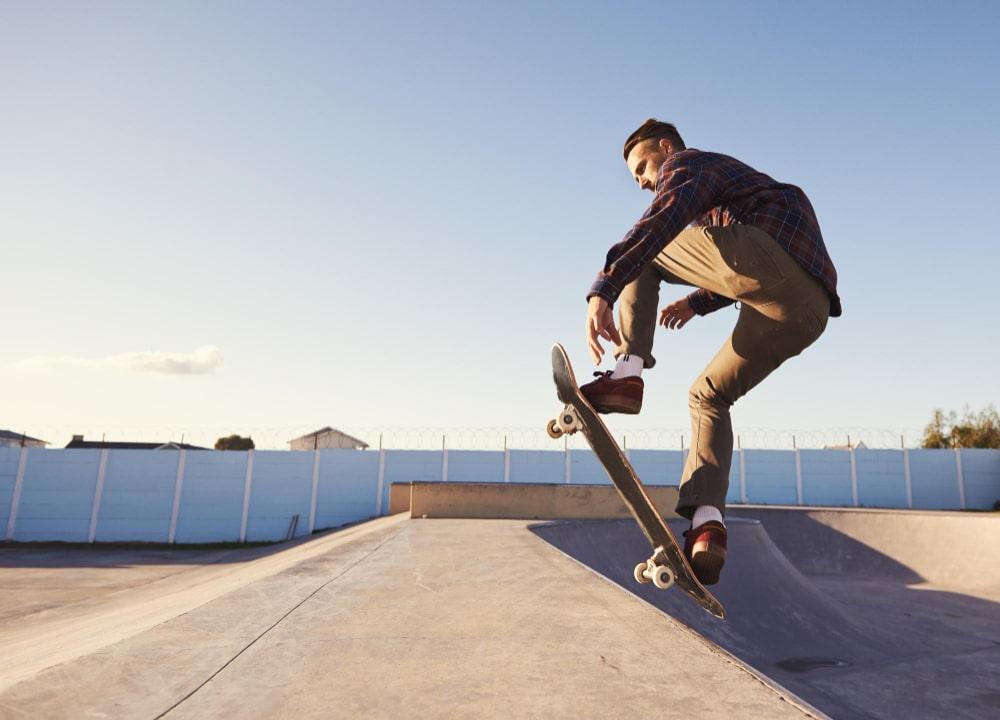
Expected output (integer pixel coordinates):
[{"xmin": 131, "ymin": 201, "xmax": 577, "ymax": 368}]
[
  {"xmin": 447, "ymin": 450, "xmax": 503, "ymax": 484},
  {"xmin": 508, "ymin": 450, "xmax": 564, "ymax": 484},
  {"xmin": 570, "ymin": 449, "xmax": 608, "ymax": 485},
  {"xmin": 629, "ymin": 449, "xmax": 684, "ymax": 487},
  {"xmin": 245, "ymin": 451, "xmax": 313, "ymax": 542},
  {"xmin": 1, "ymin": 447, "xmax": 997, "ymax": 543},
  {"xmin": 800, "ymin": 450, "xmax": 854, "ymax": 506},
  {"xmin": 856, "ymin": 449, "xmax": 907, "ymax": 508},
  {"xmin": 725, "ymin": 452, "xmax": 741, "ymax": 505},
  {"xmin": 97, "ymin": 450, "xmax": 178, "ymax": 542},
  {"xmin": 14, "ymin": 449, "xmax": 101, "ymax": 542},
  {"xmin": 315, "ymin": 450, "xmax": 379, "ymax": 530},
  {"xmin": 962, "ymin": 449, "xmax": 1000, "ymax": 510},
  {"xmin": 744, "ymin": 450, "xmax": 798, "ymax": 505},
  {"xmin": 909, "ymin": 449, "xmax": 962, "ymax": 509},
  {"xmin": 174, "ymin": 451, "xmax": 248, "ymax": 543}
]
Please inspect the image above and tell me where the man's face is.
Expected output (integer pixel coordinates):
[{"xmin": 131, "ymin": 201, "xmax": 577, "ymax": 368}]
[{"xmin": 626, "ymin": 138, "xmax": 671, "ymax": 192}]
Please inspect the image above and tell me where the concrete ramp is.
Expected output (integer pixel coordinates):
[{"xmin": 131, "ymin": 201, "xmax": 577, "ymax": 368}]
[
  {"xmin": 530, "ymin": 509, "xmax": 1000, "ymax": 720},
  {"xmin": 0, "ymin": 518, "xmax": 824, "ymax": 719},
  {"xmin": 739, "ymin": 507, "xmax": 1000, "ymax": 597}
]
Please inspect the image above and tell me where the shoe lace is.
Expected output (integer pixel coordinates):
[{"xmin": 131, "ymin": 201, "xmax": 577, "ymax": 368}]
[{"xmin": 592, "ymin": 370, "xmax": 614, "ymax": 379}]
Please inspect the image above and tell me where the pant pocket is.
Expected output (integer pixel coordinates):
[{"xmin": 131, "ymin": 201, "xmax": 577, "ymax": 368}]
[{"xmin": 711, "ymin": 225, "xmax": 786, "ymax": 300}]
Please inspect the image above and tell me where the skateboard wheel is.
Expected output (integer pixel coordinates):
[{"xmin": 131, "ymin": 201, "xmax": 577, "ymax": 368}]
[
  {"xmin": 546, "ymin": 419, "xmax": 563, "ymax": 439},
  {"xmin": 634, "ymin": 562, "xmax": 651, "ymax": 584},
  {"xmin": 651, "ymin": 565, "xmax": 675, "ymax": 590}
]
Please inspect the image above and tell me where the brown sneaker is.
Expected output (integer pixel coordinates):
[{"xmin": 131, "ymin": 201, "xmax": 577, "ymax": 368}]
[
  {"xmin": 683, "ymin": 521, "xmax": 727, "ymax": 585},
  {"xmin": 579, "ymin": 371, "xmax": 643, "ymax": 414}
]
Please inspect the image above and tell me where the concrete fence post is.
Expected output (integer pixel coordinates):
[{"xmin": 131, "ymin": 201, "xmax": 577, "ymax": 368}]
[
  {"xmin": 239, "ymin": 450, "xmax": 255, "ymax": 542},
  {"xmin": 308, "ymin": 450, "xmax": 321, "ymax": 533},
  {"xmin": 794, "ymin": 449, "xmax": 803, "ymax": 505},
  {"xmin": 850, "ymin": 446, "xmax": 859, "ymax": 507},
  {"xmin": 738, "ymin": 449, "xmax": 747, "ymax": 504},
  {"xmin": 955, "ymin": 448, "xmax": 966, "ymax": 509},
  {"xmin": 564, "ymin": 442, "xmax": 571, "ymax": 484},
  {"xmin": 375, "ymin": 448, "xmax": 386, "ymax": 516},
  {"xmin": 168, "ymin": 450, "xmax": 186, "ymax": 543},
  {"xmin": 903, "ymin": 448, "xmax": 913, "ymax": 508},
  {"xmin": 4, "ymin": 447, "xmax": 29, "ymax": 541},
  {"xmin": 88, "ymin": 449, "xmax": 109, "ymax": 543},
  {"xmin": 503, "ymin": 448, "xmax": 510, "ymax": 483}
]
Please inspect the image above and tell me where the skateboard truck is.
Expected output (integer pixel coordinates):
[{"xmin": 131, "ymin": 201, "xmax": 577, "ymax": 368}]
[
  {"xmin": 633, "ymin": 546, "xmax": 676, "ymax": 590},
  {"xmin": 546, "ymin": 404, "xmax": 583, "ymax": 438},
  {"xmin": 546, "ymin": 343, "xmax": 725, "ymax": 617},
  {"xmin": 547, "ymin": 405, "xmax": 678, "ymax": 592}
]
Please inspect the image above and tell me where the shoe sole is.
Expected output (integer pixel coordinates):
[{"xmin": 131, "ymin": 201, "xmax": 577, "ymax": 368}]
[
  {"xmin": 591, "ymin": 399, "xmax": 641, "ymax": 415},
  {"xmin": 690, "ymin": 541, "xmax": 726, "ymax": 585}
]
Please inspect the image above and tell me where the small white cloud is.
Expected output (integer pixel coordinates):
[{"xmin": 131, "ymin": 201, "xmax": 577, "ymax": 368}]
[{"xmin": 16, "ymin": 345, "xmax": 224, "ymax": 375}]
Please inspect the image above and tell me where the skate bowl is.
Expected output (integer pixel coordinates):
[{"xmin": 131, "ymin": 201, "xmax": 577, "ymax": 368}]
[{"xmin": 529, "ymin": 507, "xmax": 1000, "ymax": 720}]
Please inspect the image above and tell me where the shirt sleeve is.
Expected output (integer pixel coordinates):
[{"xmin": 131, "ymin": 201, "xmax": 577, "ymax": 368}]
[
  {"xmin": 587, "ymin": 152, "xmax": 721, "ymax": 305},
  {"xmin": 685, "ymin": 288, "xmax": 736, "ymax": 316}
]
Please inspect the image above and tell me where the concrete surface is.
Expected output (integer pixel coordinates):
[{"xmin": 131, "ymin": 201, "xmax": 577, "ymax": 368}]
[
  {"xmin": 532, "ymin": 507, "xmax": 1000, "ymax": 720},
  {"xmin": 408, "ymin": 481, "xmax": 682, "ymax": 520},
  {"xmin": 0, "ymin": 518, "xmax": 820, "ymax": 719},
  {"xmin": 0, "ymin": 545, "xmax": 232, "ymax": 628},
  {"xmin": 5, "ymin": 492, "xmax": 995, "ymax": 720},
  {"xmin": 0, "ymin": 515, "xmax": 409, "ymax": 693}
]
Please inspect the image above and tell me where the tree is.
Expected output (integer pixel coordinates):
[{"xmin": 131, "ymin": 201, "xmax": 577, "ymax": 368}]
[
  {"xmin": 215, "ymin": 434, "xmax": 255, "ymax": 451},
  {"xmin": 921, "ymin": 405, "xmax": 1000, "ymax": 449}
]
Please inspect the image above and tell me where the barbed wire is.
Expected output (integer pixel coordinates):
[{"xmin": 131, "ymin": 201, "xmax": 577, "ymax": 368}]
[{"xmin": 1, "ymin": 424, "xmax": 929, "ymax": 451}]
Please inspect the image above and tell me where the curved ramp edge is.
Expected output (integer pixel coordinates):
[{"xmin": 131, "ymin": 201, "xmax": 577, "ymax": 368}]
[{"xmin": 529, "ymin": 513, "xmax": 1000, "ymax": 720}]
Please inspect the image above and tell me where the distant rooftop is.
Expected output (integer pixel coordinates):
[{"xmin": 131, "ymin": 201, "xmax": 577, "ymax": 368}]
[
  {"xmin": 0, "ymin": 430, "xmax": 49, "ymax": 445},
  {"xmin": 65, "ymin": 435, "xmax": 207, "ymax": 451},
  {"xmin": 289, "ymin": 426, "xmax": 369, "ymax": 449}
]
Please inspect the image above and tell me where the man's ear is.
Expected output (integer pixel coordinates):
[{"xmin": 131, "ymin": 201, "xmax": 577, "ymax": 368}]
[{"xmin": 658, "ymin": 138, "xmax": 673, "ymax": 155}]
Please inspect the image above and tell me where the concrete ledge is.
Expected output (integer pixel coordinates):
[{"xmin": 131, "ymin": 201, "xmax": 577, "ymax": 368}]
[
  {"xmin": 408, "ymin": 481, "xmax": 681, "ymax": 520},
  {"xmin": 389, "ymin": 482, "xmax": 411, "ymax": 515}
]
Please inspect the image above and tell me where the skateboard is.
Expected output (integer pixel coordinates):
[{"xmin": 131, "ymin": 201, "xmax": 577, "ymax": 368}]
[{"xmin": 546, "ymin": 342, "xmax": 726, "ymax": 619}]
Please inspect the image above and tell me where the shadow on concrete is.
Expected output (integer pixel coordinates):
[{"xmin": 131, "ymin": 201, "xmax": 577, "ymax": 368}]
[
  {"xmin": 0, "ymin": 522, "xmax": 365, "ymax": 569},
  {"xmin": 529, "ymin": 511, "xmax": 1000, "ymax": 720}
]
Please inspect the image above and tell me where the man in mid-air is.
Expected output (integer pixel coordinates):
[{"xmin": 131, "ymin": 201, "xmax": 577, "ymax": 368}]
[{"xmin": 582, "ymin": 119, "xmax": 841, "ymax": 585}]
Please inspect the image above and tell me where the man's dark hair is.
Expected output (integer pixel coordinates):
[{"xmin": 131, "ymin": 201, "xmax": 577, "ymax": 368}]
[{"xmin": 623, "ymin": 118, "xmax": 686, "ymax": 160}]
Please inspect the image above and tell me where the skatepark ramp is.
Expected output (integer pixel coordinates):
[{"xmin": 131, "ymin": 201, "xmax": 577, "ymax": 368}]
[{"xmin": 530, "ymin": 508, "xmax": 1000, "ymax": 720}]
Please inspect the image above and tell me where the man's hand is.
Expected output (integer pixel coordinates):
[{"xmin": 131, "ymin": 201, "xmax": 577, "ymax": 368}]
[
  {"xmin": 586, "ymin": 295, "xmax": 622, "ymax": 365},
  {"xmin": 659, "ymin": 297, "xmax": 696, "ymax": 330}
]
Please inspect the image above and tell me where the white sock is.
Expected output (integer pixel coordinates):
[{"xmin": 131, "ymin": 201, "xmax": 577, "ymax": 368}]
[
  {"xmin": 610, "ymin": 353, "xmax": 643, "ymax": 379},
  {"xmin": 692, "ymin": 505, "xmax": 724, "ymax": 528}
]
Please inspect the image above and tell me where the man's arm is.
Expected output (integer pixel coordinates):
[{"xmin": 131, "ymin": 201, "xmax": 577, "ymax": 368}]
[
  {"xmin": 686, "ymin": 288, "xmax": 736, "ymax": 315},
  {"xmin": 587, "ymin": 152, "xmax": 721, "ymax": 305}
]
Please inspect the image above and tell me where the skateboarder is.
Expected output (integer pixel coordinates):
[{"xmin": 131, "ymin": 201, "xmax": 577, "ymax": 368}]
[{"xmin": 581, "ymin": 119, "xmax": 841, "ymax": 585}]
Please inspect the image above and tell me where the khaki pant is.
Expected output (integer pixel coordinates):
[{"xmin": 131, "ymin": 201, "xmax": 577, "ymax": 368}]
[{"xmin": 616, "ymin": 224, "xmax": 830, "ymax": 520}]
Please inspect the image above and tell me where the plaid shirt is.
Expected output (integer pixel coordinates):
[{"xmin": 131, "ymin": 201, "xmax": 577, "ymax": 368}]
[{"xmin": 588, "ymin": 149, "xmax": 842, "ymax": 317}]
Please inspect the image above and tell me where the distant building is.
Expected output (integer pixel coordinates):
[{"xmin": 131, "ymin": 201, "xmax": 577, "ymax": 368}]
[
  {"xmin": 0, "ymin": 430, "xmax": 49, "ymax": 448},
  {"xmin": 288, "ymin": 427, "xmax": 369, "ymax": 450},
  {"xmin": 65, "ymin": 435, "xmax": 208, "ymax": 450}
]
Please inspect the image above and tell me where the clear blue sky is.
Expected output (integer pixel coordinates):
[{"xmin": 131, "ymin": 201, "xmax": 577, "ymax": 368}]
[{"xmin": 2, "ymin": 1, "xmax": 998, "ymax": 448}]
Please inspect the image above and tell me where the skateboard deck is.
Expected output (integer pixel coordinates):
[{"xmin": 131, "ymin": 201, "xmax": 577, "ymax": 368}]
[{"xmin": 547, "ymin": 342, "xmax": 726, "ymax": 619}]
